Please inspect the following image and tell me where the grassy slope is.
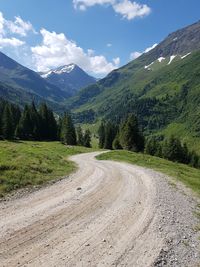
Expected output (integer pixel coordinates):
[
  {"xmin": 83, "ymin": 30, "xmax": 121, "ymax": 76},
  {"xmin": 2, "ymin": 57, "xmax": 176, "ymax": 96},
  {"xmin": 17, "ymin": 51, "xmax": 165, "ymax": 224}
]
[
  {"xmin": 68, "ymin": 51, "xmax": 200, "ymax": 153},
  {"xmin": 97, "ymin": 151, "xmax": 200, "ymax": 196},
  {"xmin": 0, "ymin": 141, "xmax": 94, "ymax": 196}
]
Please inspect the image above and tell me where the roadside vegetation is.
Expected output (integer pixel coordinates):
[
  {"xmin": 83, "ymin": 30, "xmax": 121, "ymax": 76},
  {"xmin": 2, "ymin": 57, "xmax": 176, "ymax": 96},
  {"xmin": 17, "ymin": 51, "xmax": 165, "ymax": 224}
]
[
  {"xmin": 0, "ymin": 141, "xmax": 94, "ymax": 197},
  {"xmin": 97, "ymin": 114, "xmax": 200, "ymax": 169},
  {"xmin": 0, "ymin": 98, "xmax": 92, "ymax": 148},
  {"xmin": 97, "ymin": 150, "xmax": 200, "ymax": 196}
]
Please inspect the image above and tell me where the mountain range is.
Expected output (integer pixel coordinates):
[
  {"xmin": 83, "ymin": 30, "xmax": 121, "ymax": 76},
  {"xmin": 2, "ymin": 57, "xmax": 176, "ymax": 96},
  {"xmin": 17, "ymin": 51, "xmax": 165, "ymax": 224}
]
[
  {"xmin": 0, "ymin": 53, "xmax": 96, "ymax": 109},
  {"xmin": 0, "ymin": 20, "xmax": 200, "ymax": 151}
]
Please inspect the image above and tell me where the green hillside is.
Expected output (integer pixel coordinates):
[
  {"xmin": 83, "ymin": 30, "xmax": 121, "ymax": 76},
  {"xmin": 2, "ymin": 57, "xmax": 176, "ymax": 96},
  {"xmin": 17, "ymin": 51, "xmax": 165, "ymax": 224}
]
[{"xmin": 66, "ymin": 51, "xmax": 200, "ymax": 152}]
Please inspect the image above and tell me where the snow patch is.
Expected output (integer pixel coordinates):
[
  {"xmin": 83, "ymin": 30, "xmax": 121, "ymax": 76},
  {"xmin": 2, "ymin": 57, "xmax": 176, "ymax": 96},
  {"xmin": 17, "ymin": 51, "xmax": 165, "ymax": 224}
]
[
  {"xmin": 157, "ymin": 57, "xmax": 165, "ymax": 63},
  {"xmin": 41, "ymin": 71, "xmax": 53, "ymax": 78},
  {"xmin": 168, "ymin": 55, "xmax": 176, "ymax": 65},
  {"xmin": 181, "ymin": 52, "xmax": 191, "ymax": 59},
  {"xmin": 144, "ymin": 61, "xmax": 154, "ymax": 70},
  {"xmin": 54, "ymin": 64, "xmax": 75, "ymax": 74},
  {"xmin": 173, "ymin": 37, "xmax": 178, "ymax": 41}
]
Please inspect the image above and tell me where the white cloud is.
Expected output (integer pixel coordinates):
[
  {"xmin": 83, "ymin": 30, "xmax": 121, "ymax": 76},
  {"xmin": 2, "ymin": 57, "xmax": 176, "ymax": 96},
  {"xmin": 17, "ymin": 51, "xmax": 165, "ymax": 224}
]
[
  {"xmin": 6, "ymin": 16, "xmax": 36, "ymax": 37},
  {"xmin": 113, "ymin": 0, "xmax": 151, "ymax": 20},
  {"xmin": 130, "ymin": 43, "xmax": 158, "ymax": 61},
  {"xmin": 73, "ymin": 0, "xmax": 151, "ymax": 20},
  {"xmin": 130, "ymin": 51, "xmax": 142, "ymax": 60},
  {"xmin": 31, "ymin": 28, "xmax": 120, "ymax": 75},
  {"xmin": 0, "ymin": 12, "xmax": 5, "ymax": 35},
  {"xmin": 107, "ymin": 43, "xmax": 112, "ymax": 47},
  {"xmin": 73, "ymin": 0, "xmax": 114, "ymax": 9},
  {"xmin": 113, "ymin": 57, "xmax": 120, "ymax": 65},
  {"xmin": 0, "ymin": 37, "xmax": 25, "ymax": 47},
  {"xmin": 0, "ymin": 12, "xmax": 36, "ymax": 48}
]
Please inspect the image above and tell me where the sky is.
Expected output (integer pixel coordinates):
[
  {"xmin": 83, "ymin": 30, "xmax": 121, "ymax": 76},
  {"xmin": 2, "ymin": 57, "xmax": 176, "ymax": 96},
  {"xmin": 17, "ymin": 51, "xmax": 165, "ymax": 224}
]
[{"xmin": 0, "ymin": 0, "xmax": 199, "ymax": 77}]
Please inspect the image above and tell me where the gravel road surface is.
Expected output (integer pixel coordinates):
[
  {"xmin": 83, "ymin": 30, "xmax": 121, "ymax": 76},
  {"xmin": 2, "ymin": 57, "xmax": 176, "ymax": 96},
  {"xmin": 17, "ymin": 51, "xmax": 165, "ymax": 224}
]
[{"xmin": 0, "ymin": 152, "xmax": 199, "ymax": 266}]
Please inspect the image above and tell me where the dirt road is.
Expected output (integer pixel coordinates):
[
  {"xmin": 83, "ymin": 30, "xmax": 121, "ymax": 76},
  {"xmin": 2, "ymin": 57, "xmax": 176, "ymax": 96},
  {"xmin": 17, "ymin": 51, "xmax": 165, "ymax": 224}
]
[{"xmin": 0, "ymin": 152, "xmax": 199, "ymax": 267}]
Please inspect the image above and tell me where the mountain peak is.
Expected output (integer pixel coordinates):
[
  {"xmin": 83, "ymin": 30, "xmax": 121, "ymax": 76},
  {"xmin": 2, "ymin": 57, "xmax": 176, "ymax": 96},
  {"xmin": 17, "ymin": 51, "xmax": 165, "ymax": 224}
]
[
  {"xmin": 41, "ymin": 63, "xmax": 77, "ymax": 78},
  {"xmin": 40, "ymin": 63, "xmax": 96, "ymax": 96}
]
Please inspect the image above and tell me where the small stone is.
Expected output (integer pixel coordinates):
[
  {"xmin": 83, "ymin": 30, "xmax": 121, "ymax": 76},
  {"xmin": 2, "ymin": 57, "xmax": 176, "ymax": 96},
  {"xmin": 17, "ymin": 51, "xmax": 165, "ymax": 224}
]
[
  {"xmin": 102, "ymin": 239, "xmax": 106, "ymax": 242},
  {"xmin": 85, "ymin": 243, "xmax": 90, "ymax": 246},
  {"xmin": 77, "ymin": 187, "xmax": 82, "ymax": 191}
]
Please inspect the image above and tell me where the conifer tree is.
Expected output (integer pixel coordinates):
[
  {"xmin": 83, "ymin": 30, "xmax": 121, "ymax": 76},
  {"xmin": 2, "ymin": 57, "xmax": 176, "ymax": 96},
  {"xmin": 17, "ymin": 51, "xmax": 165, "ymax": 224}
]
[
  {"xmin": 189, "ymin": 151, "xmax": 200, "ymax": 168},
  {"xmin": 77, "ymin": 126, "xmax": 84, "ymax": 146},
  {"xmin": 162, "ymin": 136, "xmax": 184, "ymax": 163},
  {"xmin": 15, "ymin": 105, "xmax": 32, "ymax": 139},
  {"xmin": 104, "ymin": 122, "xmax": 117, "ymax": 149},
  {"xmin": 119, "ymin": 114, "xmax": 144, "ymax": 152},
  {"xmin": 145, "ymin": 137, "xmax": 159, "ymax": 156},
  {"xmin": 98, "ymin": 122, "xmax": 105, "ymax": 149},
  {"xmin": 29, "ymin": 102, "xmax": 40, "ymax": 140},
  {"xmin": 39, "ymin": 103, "xmax": 57, "ymax": 140},
  {"xmin": 2, "ymin": 104, "xmax": 14, "ymax": 139},
  {"xmin": 112, "ymin": 134, "xmax": 122, "ymax": 150},
  {"xmin": 83, "ymin": 129, "xmax": 91, "ymax": 147},
  {"xmin": 60, "ymin": 113, "xmax": 77, "ymax": 145}
]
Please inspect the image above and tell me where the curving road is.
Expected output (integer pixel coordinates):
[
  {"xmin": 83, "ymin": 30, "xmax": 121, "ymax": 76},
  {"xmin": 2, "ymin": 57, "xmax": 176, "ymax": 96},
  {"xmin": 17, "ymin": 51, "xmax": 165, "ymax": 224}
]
[{"xmin": 0, "ymin": 152, "xmax": 199, "ymax": 267}]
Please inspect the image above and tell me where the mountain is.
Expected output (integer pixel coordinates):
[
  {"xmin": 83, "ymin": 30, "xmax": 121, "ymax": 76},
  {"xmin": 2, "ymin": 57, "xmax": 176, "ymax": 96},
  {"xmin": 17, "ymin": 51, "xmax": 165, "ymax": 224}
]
[
  {"xmin": 66, "ymin": 21, "xmax": 200, "ymax": 152},
  {"xmin": 0, "ymin": 51, "xmax": 70, "ymax": 108},
  {"xmin": 40, "ymin": 64, "xmax": 96, "ymax": 96}
]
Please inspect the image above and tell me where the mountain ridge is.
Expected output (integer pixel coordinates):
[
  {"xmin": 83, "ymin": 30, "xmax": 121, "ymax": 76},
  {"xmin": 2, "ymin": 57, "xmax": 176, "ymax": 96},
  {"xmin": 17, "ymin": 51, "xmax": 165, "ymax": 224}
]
[{"xmin": 0, "ymin": 51, "xmax": 70, "ymax": 106}]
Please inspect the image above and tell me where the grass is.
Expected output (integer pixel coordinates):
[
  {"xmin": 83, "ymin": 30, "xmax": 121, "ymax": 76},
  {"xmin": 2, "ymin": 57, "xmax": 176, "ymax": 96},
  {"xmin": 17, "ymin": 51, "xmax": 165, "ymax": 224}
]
[
  {"xmin": 96, "ymin": 150, "xmax": 200, "ymax": 196},
  {"xmin": 0, "ymin": 141, "xmax": 94, "ymax": 197}
]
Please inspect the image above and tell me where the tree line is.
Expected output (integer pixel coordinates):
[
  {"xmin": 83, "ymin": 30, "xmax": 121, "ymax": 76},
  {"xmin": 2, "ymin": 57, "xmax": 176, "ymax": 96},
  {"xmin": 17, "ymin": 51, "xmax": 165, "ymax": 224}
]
[
  {"xmin": 98, "ymin": 113, "xmax": 200, "ymax": 169},
  {"xmin": 0, "ymin": 99, "xmax": 91, "ymax": 147},
  {"xmin": 98, "ymin": 114, "xmax": 144, "ymax": 152},
  {"xmin": 145, "ymin": 135, "xmax": 200, "ymax": 169}
]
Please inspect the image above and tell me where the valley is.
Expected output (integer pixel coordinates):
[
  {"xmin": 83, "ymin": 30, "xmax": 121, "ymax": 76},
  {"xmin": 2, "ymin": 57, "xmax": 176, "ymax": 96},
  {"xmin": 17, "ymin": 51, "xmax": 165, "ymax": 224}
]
[{"xmin": 0, "ymin": 8, "xmax": 200, "ymax": 267}]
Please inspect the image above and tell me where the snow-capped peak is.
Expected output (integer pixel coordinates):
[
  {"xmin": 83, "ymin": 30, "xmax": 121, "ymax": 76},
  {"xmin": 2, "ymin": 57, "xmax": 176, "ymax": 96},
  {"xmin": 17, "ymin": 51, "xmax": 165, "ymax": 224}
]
[{"xmin": 40, "ymin": 64, "xmax": 76, "ymax": 78}]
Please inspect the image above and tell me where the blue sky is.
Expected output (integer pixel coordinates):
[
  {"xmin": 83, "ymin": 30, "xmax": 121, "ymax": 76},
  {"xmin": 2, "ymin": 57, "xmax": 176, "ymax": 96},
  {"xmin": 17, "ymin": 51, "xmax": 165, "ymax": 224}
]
[{"xmin": 0, "ymin": 0, "xmax": 199, "ymax": 77}]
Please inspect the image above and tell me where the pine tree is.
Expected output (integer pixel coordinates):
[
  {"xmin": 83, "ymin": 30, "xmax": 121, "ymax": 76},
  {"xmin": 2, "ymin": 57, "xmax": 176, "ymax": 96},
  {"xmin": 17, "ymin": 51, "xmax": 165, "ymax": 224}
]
[
  {"xmin": 83, "ymin": 129, "xmax": 91, "ymax": 147},
  {"xmin": 15, "ymin": 105, "xmax": 32, "ymax": 139},
  {"xmin": 29, "ymin": 102, "xmax": 40, "ymax": 140},
  {"xmin": 60, "ymin": 113, "xmax": 77, "ymax": 145},
  {"xmin": 145, "ymin": 137, "xmax": 159, "ymax": 156},
  {"xmin": 57, "ymin": 117, "xmax": 62, "ymax": 141},
  {"xmin": 189, "ymin": 151, "xmax": 200, "ymax": 168},
  {"xmin": 39, "ymin": 103, "xmax": 57, "ymax": 140},
  {"xmin": 119, "ymin": 114, "xmax": 144, "ymax": 152},
  {"xmin": 112, "ymin": 134, "xmax": 122, "ymax": 150},
  {"xmin": 98, "ymin": 122, "xmax": 105, "ymax": 149},
  {"xmin": 104, "ymin": 122, "xmax": 117, "ymax": 149},
  {"xmin": 162, "ymin": 136, "xmax": 183, "ymax": 163},
  {"xmin": 2, "ymin": 104, "xmax": 14, "ymax": 139},
  {"xmin": 77, "ymin": 126, "xmax": 84, "ymax": 146}
]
